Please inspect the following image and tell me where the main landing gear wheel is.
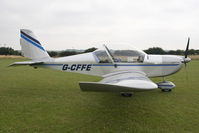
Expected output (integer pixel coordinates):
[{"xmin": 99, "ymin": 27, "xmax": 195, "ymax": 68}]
[{"xmin": 121, "ymin": 93, "xmax": 133, "ymax": 97}]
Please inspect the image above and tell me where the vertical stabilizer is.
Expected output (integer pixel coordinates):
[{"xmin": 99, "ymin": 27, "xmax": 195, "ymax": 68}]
[{"xmin": 20, "ymin": 29, "xmax": 50, "ymax": 60}]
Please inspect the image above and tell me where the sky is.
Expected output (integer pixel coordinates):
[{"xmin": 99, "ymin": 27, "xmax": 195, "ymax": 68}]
[{"xmin": 0, "ymin": 0, "xmax": 198, "ymax": 50}]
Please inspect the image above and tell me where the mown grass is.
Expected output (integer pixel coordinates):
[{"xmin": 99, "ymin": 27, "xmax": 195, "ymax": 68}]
[{"xmin": 0, "ymin": 58, "xmax": 199, "ymax": 133}]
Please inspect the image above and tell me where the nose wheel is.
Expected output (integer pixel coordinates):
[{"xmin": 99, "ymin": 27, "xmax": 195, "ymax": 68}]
[
  {"xmin": 157, "ymin": 77, "xmax": 175, "ymax": 92},
  {"xmin": 161, "ymin": 88, "xmax": 172, "ymax": 92}
]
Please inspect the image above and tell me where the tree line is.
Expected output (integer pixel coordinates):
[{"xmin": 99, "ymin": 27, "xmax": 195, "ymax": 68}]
[
  {"xmin": 0, "ymin": 47, "xmax": 21, "ymax": 55},
  {"xmin": 0, "ymin": 46, "xmax": 199, "ymax": 57},
  {"xmin": 144, "ymin": 47, "xmax": 199, "ymax": 55},
  {"xmin": 47, "ymin": 47, "xmax": 97, "ymax": 57},
  {"xmin": 0, "ymin": 47, "xmax": 97, "ymax": 57}
]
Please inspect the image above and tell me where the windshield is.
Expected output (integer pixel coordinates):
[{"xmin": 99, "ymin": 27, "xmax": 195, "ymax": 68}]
[
  {"xmin": 93, "ymin": 49, "xmax": 112, "ymax": 63},
  {"xmin": 93, "ymin": 44, "xmax": 146, "ymax": 63}
]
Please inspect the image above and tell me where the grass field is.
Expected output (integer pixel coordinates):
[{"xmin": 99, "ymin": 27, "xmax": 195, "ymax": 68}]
[{"xmin": 0, "ymin": 58, "xmax": 199, "ymax": 133}]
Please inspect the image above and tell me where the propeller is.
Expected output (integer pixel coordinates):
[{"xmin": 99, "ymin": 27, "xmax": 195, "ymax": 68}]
[
  {"xmin": 185, "ymin": 37, "xmax": 190, "ymax": 58},
  {"xmin": 183, "ymin": 37, "xmax": 191, "ymax": 79}
]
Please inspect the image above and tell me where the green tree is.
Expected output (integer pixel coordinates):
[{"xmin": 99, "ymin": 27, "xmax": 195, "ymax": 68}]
[
  {"xmin": 47, "ymin": 51, "xmax": 58, "ymax": 57},
  {"xmin": 195, "ymin": 50, "xmax": 199, "ymax": 54},
  {"xmin": 0, "ymin": 47, "xmax": 21, "ymax": 55},
  {"xmin": 144, "ymin": 47, "xmax": 166, "ymax": 54},
  {"xmin": 59, "ymin": 51, "xmax": 78, "ymax": 57},
  {"xmin": 175, "ymin": 50, "xmax": 184, "ymax": 55},
  {"xmin": 188, "ymin": 49, "xmax": 195, "ymax": 55},
  {"xmin": 84, "ymin": 47, "xmax": 97, "ymax": 53}
]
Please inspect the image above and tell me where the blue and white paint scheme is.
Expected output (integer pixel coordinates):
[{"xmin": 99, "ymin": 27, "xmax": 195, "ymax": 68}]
[{"xmin": 10, "ymin": 29, "xmax": 191, "ymax": 96}]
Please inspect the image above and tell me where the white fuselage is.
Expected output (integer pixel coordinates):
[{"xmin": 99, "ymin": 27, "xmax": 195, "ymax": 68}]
[{"xmin": 34, "ymin": 52, "xmax": 184, "ymax": 78}]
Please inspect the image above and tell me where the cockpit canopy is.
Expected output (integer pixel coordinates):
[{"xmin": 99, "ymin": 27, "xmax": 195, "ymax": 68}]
[{"xmin": 93, "ymin": 44, "xmax": 146, "ymax": 63}]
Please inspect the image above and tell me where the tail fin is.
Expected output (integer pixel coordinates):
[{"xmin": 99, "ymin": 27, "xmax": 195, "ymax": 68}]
[{"xmin": 20, "ymin": 29, "xmax": 50, "ymax": 60}]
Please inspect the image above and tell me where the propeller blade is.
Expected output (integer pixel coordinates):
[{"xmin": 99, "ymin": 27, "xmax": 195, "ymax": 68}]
[
  {"xmin": 184, "ymin": 37, "xmax": 190, "ymax": 80},
  {"xmin": 185, "ymin": 37, "xmax": 190, "ymax": 58}
]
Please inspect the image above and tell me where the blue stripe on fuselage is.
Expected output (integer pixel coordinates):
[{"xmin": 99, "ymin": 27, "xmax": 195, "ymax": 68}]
[
  {"xmin": 37, "ymin": 63, "xmax": 179, "ymax": 67},
  {"xmin": 92, "ymin": 64, "xmax": 179, "ymax": 67},
  {"xmin": 39, "ymin": 64, "xmax": 63, "ymax": 66}
]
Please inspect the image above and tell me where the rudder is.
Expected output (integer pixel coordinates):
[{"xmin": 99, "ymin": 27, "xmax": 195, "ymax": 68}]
[{"xmin": 20, "ymin": 29, "xmax": 50, "ymax": 60}]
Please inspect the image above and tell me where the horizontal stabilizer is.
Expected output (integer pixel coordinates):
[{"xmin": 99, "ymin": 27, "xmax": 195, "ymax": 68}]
[
  {"xmin": 79, "ymin": 82, "xmax": 154, "ymax": 92},
  {"xmin": 9, "ymin": 61, "xmax": 43, "ymax": 67}
]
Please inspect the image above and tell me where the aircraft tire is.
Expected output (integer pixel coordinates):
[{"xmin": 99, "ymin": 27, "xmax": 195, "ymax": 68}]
[
  {"xmin": 121, "ymin": 93, "xmax": 132, "ymax": 97},
  {"xmin": 161, "ymin": 89, "xmax": 172, "ymax": 92}
]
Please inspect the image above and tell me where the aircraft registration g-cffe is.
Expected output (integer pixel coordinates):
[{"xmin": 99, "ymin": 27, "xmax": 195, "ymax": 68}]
[{"xmin": 10, "ymin": 29, "xmax": 191, "ymax": 97}]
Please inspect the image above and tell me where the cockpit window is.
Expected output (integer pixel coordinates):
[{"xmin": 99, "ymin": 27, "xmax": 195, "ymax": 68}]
[
  {"xmin": 93, "ymin": 44, "xmax": 146, "ymax": 63},
  {"xmin": 110, "ymin": 50, "xmax": 145, "ymax": 63},
  {"xmin": 93, "ymin": 50, "xmax": 112, "ymax": 63}
]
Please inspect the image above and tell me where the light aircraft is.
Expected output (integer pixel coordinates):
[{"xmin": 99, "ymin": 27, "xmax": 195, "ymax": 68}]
[{"xmin": 10, "ymin": 29, "xmax": 191, "ymax": 97}]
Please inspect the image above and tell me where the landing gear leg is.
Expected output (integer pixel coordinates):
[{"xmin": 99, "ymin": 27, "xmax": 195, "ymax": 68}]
[
  {"xmin": 121, "ymin": 92, "xmax": 133, "ymax": 97},
  {"xmin": 163, "ymin": 77, "xmax": 166, "ymax": 82}
]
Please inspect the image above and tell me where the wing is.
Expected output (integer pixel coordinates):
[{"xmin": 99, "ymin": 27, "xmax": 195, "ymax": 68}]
[{"xmin": 79, "ymin": 71, "xmax": 158, "ymax": 92}]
